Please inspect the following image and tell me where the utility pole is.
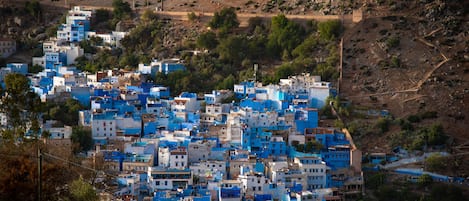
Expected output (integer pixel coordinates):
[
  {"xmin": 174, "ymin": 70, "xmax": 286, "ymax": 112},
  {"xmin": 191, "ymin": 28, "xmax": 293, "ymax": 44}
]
[{"xmin": 37, "ymin": 148, "xmax": 42, "ymax": 201}]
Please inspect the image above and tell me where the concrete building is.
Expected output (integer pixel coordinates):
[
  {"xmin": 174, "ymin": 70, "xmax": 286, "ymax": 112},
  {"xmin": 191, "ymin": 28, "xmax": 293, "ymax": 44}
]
[
  {"xmin": 147, "ymin": 167, "xmax": 193, "ymax": 191},
  {"xmin": 91, "ymin": 111, "xmax": 117, "ymax": 140},
  {"xmin": 169, "ymin": 147, "xmax": 188, "ymax": 170},
  {"xmin": 294, "ymin": 156, "xmax": 328, "ymax": 190},
  {"xmin": 138, "ymin": 58, "xmax": 186, "ymax": 75},
  {"xmin": 190, "ymin": 160, "xmax": 227, "ymax": 181},
  {"xmin": 85, "ymin": 31, "xmax": 127, "ymax": 47},
  {"xmin": 238, "ymin": 172, "xmax": 269, "ymax": 196},
  {"xmin": 0, "ymin": 38, "xmax": 16, "ymax": 58},
  {"xmin": 57, "ymin": 6, "xmax": 92, "ymax": 42}
]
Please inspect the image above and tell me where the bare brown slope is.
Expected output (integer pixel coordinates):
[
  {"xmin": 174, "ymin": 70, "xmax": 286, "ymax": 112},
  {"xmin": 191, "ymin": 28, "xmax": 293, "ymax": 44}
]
[{"xmin": 340, "ymin": 1, "xmax": 469, "ymax": 174}]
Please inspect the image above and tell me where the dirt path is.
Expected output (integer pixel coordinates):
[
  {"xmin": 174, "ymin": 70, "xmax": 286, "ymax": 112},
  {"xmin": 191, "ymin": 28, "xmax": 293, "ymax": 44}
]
[{"xmin": 155, "ymin": 11, "xmax": 342, "ymax": 27}]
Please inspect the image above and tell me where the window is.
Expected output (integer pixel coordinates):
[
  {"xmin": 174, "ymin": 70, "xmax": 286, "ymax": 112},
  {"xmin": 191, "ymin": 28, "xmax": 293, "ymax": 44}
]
[
  {"xmin": 258, "ymin": 186, "xmax": 261, "ymax": 191},
  {"xmin": 252, "ymin": 187, "xmax": 256, "ymax": 191},
  {"xmin": 155, "ymin": 181, "xmax": 160, "ymax": 185}
]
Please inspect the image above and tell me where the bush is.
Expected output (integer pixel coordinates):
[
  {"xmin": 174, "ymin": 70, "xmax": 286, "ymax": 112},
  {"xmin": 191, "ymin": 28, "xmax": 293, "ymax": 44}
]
[
  {"xmin": 390, "ymin": 56, "xmax": 400, "ymax": 68},
  {"xmin": 366, "ymin": 172, "xmax": 386, "ymax": 189},
  {"xmin": 187, "ymin": 12, "xmax": 198, "ymax": 22},
  {"xmin": 208, "ymin": 7, "xmax": 239, "ymax": 30},
  {"xmin": 425, "ymin": 124, "xmax": 447, "ymax": 146},
  {"xmin": 425, "ymin": 153, "xmax": 446, "ymax": 172},
  {"xmin": 386, "ymin": 36, "xmax": 400, "ymax": 49},
  {"xmin": 407, "ymin": 115, "xmax": 421, "ymax": 123},
  {"xmin": 376, "ymin": 117, "xmax": 390, "ymax": 133},
  {"xmin": 417, "ymin": 174, "xmax": 433, "ymax": 187},
  {"xmin": 196, "ymin": 31, "xmax": 218, "ymax": 50},
  {"xmin": 317, "ymin": 20, "xmax": 342, "ymax": 40}
]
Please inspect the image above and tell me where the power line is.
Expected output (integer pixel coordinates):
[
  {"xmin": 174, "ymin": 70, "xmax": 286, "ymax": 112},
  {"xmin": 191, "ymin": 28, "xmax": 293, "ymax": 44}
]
[{"xmin": 41, "ymin": 152, "xmax": 119, "ymax": 179}]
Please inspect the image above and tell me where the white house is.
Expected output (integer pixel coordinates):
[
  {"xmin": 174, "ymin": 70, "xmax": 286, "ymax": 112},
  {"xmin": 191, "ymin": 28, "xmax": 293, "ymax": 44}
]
[
  {"xmin": 43, "ymin": 120, "xmax": 73, "ymax": 139},
  {"xmin": 188, "ymin": 140, "xmax": 216, "ymax": 164},
  {"xmin": 238, "ymin": 172, "xmax": 269, "ymax": 196},
  {"xmin": 169, "ymin": 147, "xmax": 188, "ymax": 170},
  {"xmin": 91, "ymin": 112, "xmax": 117, "ymax": 140},
  {"xmin": 294, "ymin": 156, "xmax": 328, "ymax": 190},
  {"xmin": 147, "ymin": 167, "xmax": 193, "ymax": 191},
  {"xmin": 189, "ymin": 160, "xmax": 227, "ymax": 180},
  {"xmin": 85, "ymin": 31, "xmax": 127, "ymax": 47}
]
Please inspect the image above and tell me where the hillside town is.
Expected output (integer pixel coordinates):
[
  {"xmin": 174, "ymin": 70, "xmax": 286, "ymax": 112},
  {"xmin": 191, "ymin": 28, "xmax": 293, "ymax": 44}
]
[
  {"xmin": 0, "ymin": 6, "xmax": 366, "ymax": 201},
  {"xmin": 0, "ymin": 1, "xmax": 468, "ymax": 201}
]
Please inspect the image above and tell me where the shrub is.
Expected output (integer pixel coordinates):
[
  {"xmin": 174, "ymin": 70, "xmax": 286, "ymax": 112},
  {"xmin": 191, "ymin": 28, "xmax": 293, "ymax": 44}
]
[
  {"xmin": 386, "ymin": 36, "xmax": 400, "ymax": 49},
  {"xmin": 187, "ymin": 12, "xmax": 198, "ymax": 22},
  {"xmin": 208, "ymin": 7, "xmax": 239, "ymax": 30},
  {"xmin": 417, "ymin": 174, "xmax": 433, "ymax": 187},
  {"xmin": 390, "ymin": 56, "xmax": 400, "ymax": 68},
  {"xmin": 425, "ymin": 153, "xmax": 446, "ymax": 172},
  {"xmin": 376, "ymin": 117, "xmax": 390, "ymax": 133},
  {"xmin": 407, "ymin": 115, "xmax": 421, "ymax": 123}
]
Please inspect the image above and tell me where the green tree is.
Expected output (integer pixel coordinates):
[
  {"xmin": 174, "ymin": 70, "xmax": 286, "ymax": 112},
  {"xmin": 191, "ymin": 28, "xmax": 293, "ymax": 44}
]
[
  {"xmin": 317, "ymin": 20, "xmax": 342, "ymax": 40},
  {"xmin": 119, "ymin": 53, "xmax": 139, "ymax": 68},
  {"xmin": 292, "ymin": 35, "xmax": 319, "ymax": 59},
  {"xmin": 426, "ymin": 124, "xmax": 447, "ymax": 146},
  {"xmin": 247, "ymin": 17, "xmax": 265, "ymax": 33},
  {"xmin": 69, "ymin": 177, "xmax": 98, "ymax": 201},
  {"xmin": 314, "ymin": 63, "xmax": 337, "ymax": 81},
  {"xmin": 208, "ymin": 7, "xmax": 239, "ymax": 30},
  {"xmin": 46, "ymin": 24, "xmax": 59, "ymax": 38},
  {"xmin": 267, "ymin": 14, "xmax": 306, "ymax": 57},
  {"xmin": 0, "ymin": 74, "xmax": 43, "ymax": 140},
  {"xmin": 217, "ymin": 35, "xmax": 249, "ymax": 65},
  {"xmin": 112, "ymin": 0, "xmax": 132, "ymax": 20},
  {"xmin": 25, "ymin": 0, "xmax": 42, "ymax": 22},
  {"xmin": 28, "ymin": 64, "xmax": 44, "ymax": 74},
  {"xmin": 274, "ymin": 63, "xmax": 294, "ymax": 81},
  {"xmin": 375, "ymin": 117, "xmax": 390, "ymax": 133},
  {"xmin": 196, "ymin": 31, "xmax": 218, "ymax": 50},
  {"xmin": 44, "ymin": 99, "xmax": 85, "ymax": 126},
  {"xmin": 94, "ymin": 9, "xmax": 111, "ymax": 23},
  {"xmin": 218, "ymin": 74, "xmax": 236, "ymax": 90},
  {"xmin": 71, "ymin": 126, "xmax": 93, "ymax": 153}
]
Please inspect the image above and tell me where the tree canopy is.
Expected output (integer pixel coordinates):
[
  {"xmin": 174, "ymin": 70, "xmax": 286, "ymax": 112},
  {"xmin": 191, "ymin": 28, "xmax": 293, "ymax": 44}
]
[
  {"xmin": 71, "ymin": 126, "xmax": 93, "ymax": 153},
  {"xmin": 0, "ymin": 74, "xmax": 43, "ymax": 140},
  {"xmin": 208, "ymin": 7, "xmax": 239, "ymax": 31},
  {"xmin": 70, "ymin": 177, "xmax": 98, "ymax": 201},
  {"xmin": 267, "ymin": 14, "xmax": 306, "ymax": 58},
  {"xmin": 317, "ymin": 20, "xmax": 342, "ymax": 40},
  {"xmin": 112, "ymin": 0, "xmax": 132, "ymax": 20},
  {"xmin": 196, "ymin": 31, "xmax": 218, "ymax": 50}
]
